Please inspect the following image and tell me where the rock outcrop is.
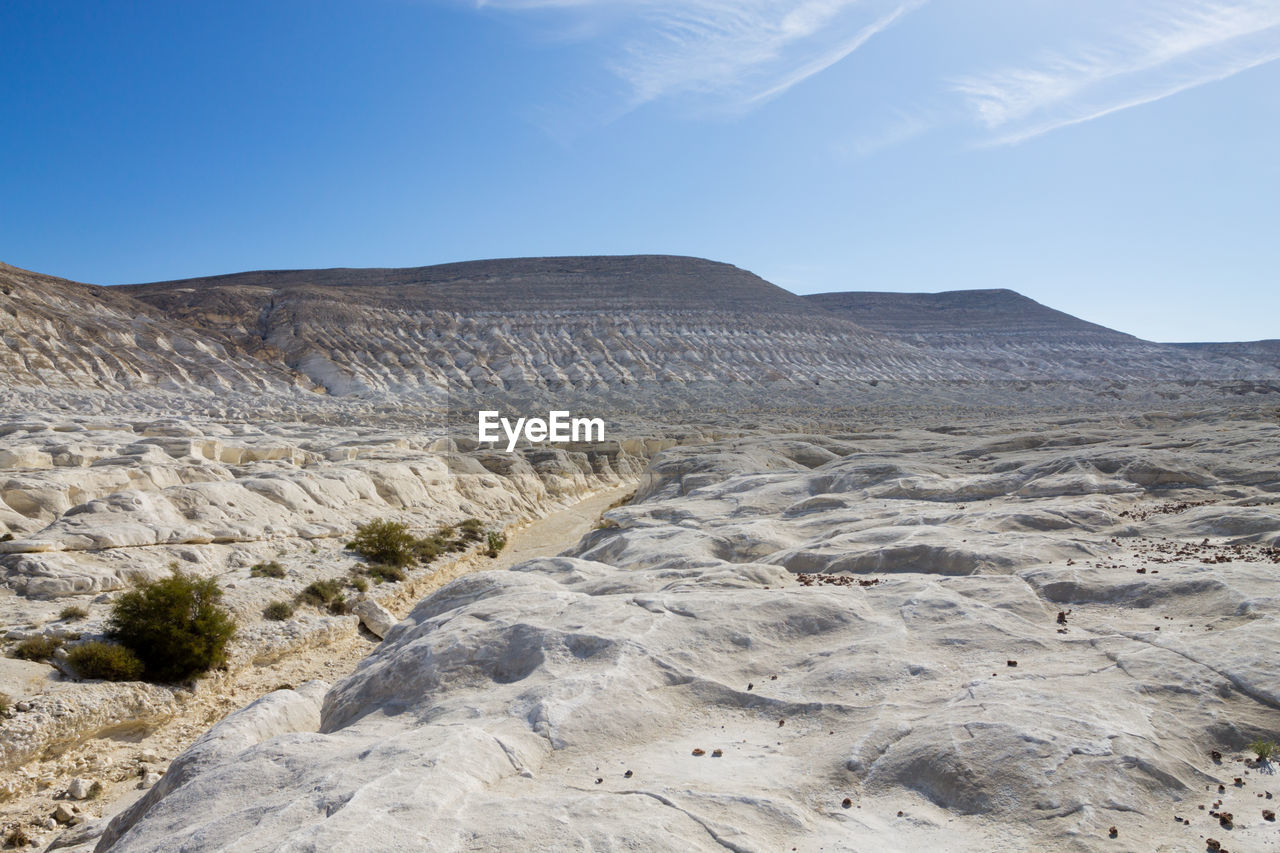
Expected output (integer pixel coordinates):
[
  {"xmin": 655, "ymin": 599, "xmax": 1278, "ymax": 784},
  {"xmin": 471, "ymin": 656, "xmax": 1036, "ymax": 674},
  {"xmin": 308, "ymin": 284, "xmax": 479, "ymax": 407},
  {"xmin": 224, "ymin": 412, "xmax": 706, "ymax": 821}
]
[{"xmin": 91, "ymin": 410, "xmax": 1280, "ymax": 852}]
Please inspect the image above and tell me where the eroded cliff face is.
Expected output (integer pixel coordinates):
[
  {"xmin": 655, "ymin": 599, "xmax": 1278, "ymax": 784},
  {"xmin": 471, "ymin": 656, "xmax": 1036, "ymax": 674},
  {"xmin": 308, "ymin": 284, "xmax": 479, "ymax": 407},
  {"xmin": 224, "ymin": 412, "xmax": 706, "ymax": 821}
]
[
  {"xmin": 121, "ymin": 255, "xmax": 974, "ymax": 398},
  {"xmin": 0, "ymin": 412, "xmax": 655, "ymax": 814},
  {"xmin": 3, "ymin": 257, "xmax": 1277, "ymax": 417},
  {"xmin": 0, "ymin": 263, "xmax": 313, "ymax": 396}
]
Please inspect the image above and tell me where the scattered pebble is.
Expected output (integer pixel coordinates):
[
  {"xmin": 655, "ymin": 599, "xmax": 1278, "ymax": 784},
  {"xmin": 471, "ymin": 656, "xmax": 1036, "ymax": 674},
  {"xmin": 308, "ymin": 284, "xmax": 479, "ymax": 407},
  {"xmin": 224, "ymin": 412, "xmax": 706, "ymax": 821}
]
[{"xmin": 66, "ymin": 778, "xmax": 95, "ymax": 800}]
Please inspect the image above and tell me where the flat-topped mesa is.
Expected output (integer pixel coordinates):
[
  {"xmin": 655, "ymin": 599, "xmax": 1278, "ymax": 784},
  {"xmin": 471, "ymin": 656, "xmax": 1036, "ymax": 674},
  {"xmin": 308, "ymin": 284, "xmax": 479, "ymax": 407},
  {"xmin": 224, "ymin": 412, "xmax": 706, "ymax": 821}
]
[
  {"xmin": 122, "ymin": 255, "xmax": 960, "ymax": 396},
  {"xmin": 1173, "ymin": 340, "xmax": 1280, "ymax": 372},
  {"xmin": 124, "ymin": 255, "xmax": 827, "ymax": 316},
  {"xmin": 807, "ymin": 288, "xmax": 1131, "ymax": 339},
  {"xmin": 807, "ymin": 288, "xmax": 1275, "ymax": 381},
  {"xmin": 0, "ymin": 262, "xmax": 312, "ymax": 396}
]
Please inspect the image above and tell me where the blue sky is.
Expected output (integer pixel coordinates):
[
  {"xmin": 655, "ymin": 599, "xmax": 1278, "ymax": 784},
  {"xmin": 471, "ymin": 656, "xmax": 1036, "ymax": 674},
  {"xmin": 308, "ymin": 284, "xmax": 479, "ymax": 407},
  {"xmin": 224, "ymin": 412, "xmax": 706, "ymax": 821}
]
[{"xmin": 2, "ymin": 0, "xmax": 1277, "ymax": 342}]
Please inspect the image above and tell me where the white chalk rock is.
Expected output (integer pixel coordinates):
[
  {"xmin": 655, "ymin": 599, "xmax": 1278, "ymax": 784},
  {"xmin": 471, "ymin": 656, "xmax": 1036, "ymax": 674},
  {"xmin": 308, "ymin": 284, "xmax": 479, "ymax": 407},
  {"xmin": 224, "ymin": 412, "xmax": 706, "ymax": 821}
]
[
  {"xmin": 67, "ymin": 777, "xmax": 95, "ymax": 799},
  {"xmin": 352, "ymin": 598, "xmax": 397, "ymax": 639}
]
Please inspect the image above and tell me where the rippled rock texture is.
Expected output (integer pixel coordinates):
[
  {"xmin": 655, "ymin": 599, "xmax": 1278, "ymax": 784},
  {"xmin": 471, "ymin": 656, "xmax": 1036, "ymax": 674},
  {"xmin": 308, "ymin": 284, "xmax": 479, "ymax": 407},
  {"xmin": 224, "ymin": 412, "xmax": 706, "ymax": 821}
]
[{"xmin": 97, "ymin": 410, "xmax": 1280, "ymax": 852}]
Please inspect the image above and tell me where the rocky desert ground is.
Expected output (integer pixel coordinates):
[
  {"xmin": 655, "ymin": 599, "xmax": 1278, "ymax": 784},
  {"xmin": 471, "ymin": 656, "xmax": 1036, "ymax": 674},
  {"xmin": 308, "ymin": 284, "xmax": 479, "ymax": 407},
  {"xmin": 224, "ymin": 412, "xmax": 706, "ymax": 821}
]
[{"xmin": 0, "ymin": 256, "xmax": 1277, "ymax": 851}]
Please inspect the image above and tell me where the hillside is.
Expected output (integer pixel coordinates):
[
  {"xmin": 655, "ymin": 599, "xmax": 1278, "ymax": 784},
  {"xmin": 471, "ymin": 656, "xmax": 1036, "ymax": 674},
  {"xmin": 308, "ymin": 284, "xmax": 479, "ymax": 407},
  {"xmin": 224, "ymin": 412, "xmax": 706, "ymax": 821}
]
[
  {"xmin": 0, "ymin": 262, "xmax": 310, "ymax": 396},
  {"xmin": 122, "ymin": 256, "xmax": 963, "ymax": 398},
  {"xmin": 806, "ymin": 288, "xmax": 1270, "ymax": 381},
  {"xmin": 1, "ymin": 258, "xmax": 1274, "ymax": 411}
]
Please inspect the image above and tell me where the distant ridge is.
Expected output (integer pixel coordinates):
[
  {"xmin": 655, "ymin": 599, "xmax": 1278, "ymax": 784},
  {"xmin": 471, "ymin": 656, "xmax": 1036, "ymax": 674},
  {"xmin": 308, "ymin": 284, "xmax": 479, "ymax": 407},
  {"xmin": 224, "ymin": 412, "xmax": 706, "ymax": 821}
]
[
  {"xmin": 1, "ymin": 256, "xmax": 1275, "ymax": 406},
  {"xmin": 1173, "ymin": 340, "xmax": 1280, "ymax": 373},
  {"xmin": 121, "ymin": 255, "xmax": 957, "ymax": 397},
  {"xmin": 805, "ymin": 289, "xmax": 1133, "ymax": 339},
  {"xmin": 125, "ymin": 255, "xmax": 824, "ymax": 316},
  {"xmin": 804, "ymin": 287, "xmax": 1273, "ymax": 381}
]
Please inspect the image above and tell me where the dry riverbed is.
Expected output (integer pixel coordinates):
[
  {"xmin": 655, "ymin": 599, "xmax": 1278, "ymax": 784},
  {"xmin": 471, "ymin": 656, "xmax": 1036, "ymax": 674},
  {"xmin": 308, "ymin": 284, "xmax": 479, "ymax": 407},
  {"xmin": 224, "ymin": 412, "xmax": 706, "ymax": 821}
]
[{"xmin": 0, "ymin": 484, "xmax": 633, "ymax": 850}]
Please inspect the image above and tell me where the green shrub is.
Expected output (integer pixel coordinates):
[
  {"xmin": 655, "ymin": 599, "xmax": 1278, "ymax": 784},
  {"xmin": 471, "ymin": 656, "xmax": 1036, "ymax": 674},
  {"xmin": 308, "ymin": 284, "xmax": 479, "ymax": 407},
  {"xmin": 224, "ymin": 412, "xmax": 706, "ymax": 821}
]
[
  {"xmin": 250, "ymin": 561, "xmax": 286, "ymax": 579},
  {"xmin": 350, "ymin": 575, "xmax": 369, "ymax": 593},
  {"xmin": 66, "ymin": 641, "xmax": 144, "ymax": 681},
  {"xmin": 456, "ymin": 518, "xmax": 485, "ymax": 543},
  {"xmin": 485, "ymin": 530, "xmax": 507, "ymax": 558},
  {"xmin": 327, "ymin": 594, "xmax": 350, "ymax": 615},
  {"xmin": 347, "ymin": 519, "xmax": 419, "ymax": 567},
  {"xmin": 367, "ymin": 564, "xmax": 406, "ymax": 584},
  {"xmin": 263, "ymin": 601, "xmax": 295, "ymax": 621},
  {"xmin": 298, "ymin": 578, "xmax": 344, "ymax": 608},
  {"xmin": 413, "ymin": 532, "xmax": 450, "ymax": 563},
  {"xmin": 0, "ymin": 691, "xmax": 11, "ymax": 713},
  {"xmin": 59, "ymin": 605, "xmax": 88, "ymax": 621},
  {"xmin": 1251, "ymin": 738, "xmax": 1275, "ymax": 761},
  {"xmin": 12, "ymin": 635, "xmax": 61, "ymax": 661},
  {"xmin": 107, "ymin": 571, "xmax": 236, "ymax": 682}
]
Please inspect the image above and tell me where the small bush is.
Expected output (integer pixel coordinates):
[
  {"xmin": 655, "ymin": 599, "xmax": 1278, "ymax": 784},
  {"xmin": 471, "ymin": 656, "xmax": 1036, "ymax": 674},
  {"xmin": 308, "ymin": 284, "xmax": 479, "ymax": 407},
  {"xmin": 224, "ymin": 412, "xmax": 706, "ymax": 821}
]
[
  {"xmin": 485, "ymin": 530, "xmax": 507, "ymax": 558},
  {"xmin": 350, "ymin": 575, "xmax": 369, "ymax": 593},
  {"xmin": 12, "ymin": 635, "xmax": 61, "ymax": 661},
  {"xmin": 0, "ymin": 532, "xmax": 13, "ymax": 543},
  {"xmin": 87, "ymin": 780, "xmax": 103, "ymax": 799},
  {"xmin": 413, "ymin": 532, "xmax": 450, "ymax": 563},
  {"xmin": 1251, "ymin": 739, "xmax": 1275, "ymax": 761},
  {"xmin": 4, "ymin": 825, "xmax": 31, "ymax": 847},
  {"xmin": 327, "ymin": 594, "xmax": 350, "ymax": 615},
  {"xmin": 347, "ymin": 519, "xmax": 419, "ymax": 568},
  {"xmin": 367, "ymin": 564, "xmax": 406, "ymax": 584},
  {"xmin": 107, "ymin": 571, "xmax": 236, "ymax": 682},
  {"xmin": 66, "ymin": 641, "xmax": 144, "ymax": 681},
  {"xmin": 298, "ymin": 579, "xmax": 344, "ymax": 608},
  {"xmin": 456, "ymin": 518, "xmax": 485, "ymax": 543},
  {"xmin": 250, "ymin": 561, "xmax": 286, "ymax": 579},
  {"xmin": 59, "ymin": 605, "xmax": 88, "ymax": 621},
  {"xmin": 0, "ymin": 691, "xmax": 11, "ymax": 713},
  {"xmin": 263, "ymin": 601, "xmax": 295, "ymax": 621}
]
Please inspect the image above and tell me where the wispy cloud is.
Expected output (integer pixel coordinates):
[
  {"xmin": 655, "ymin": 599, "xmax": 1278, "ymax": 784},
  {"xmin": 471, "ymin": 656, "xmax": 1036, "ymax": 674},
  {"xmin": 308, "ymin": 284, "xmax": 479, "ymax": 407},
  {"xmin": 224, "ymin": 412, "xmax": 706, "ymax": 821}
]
[
  {"xmin": 953, "ymin": 0, "xmax": 1280, "ymax": 144},
  {"xmin": 474, "ymin": 0, "xmax": 923, "ymax": 109},
  {"xmin": 470, "ymin": 0, "xmax": 1280, "ymax": 148}
]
